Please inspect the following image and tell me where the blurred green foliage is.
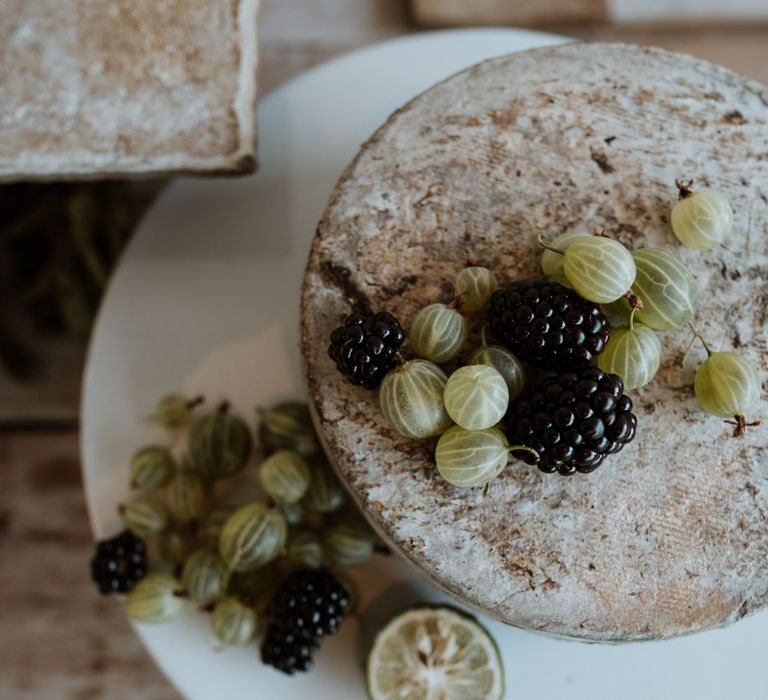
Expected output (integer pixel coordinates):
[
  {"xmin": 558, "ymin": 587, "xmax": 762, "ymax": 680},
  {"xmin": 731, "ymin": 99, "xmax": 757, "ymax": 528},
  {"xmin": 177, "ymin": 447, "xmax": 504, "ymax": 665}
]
[{"xmin": 0, "ymin": 182, "xmax": 158, "ymax": 380}]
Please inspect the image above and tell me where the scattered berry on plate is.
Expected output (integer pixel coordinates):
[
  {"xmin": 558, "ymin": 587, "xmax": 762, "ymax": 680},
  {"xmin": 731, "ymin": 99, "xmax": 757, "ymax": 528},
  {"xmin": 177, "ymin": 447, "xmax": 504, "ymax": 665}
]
[
  {"xmin": 286, "ymin": 530, "xmax": 325, "ymax": 569},
  {"xmin": 90, "ymin": 529, "xmax": 148, "ymax": 595},
  {"xmin": 129, "ymin": 445, "xmax": 175, "ymax": 491},
  {"xmin": 181, "ymin": 548, "xmax": 230, "ymax": 606},
  {"xmin": 469, "ymin": 341, "xmax": 525, "ymax": 400},
  {"xmin": 166, "ymin": 470, "xmax": 210, "ymax": 523},
  {"xmin": 218, "ymin": 501, "xmax": 288, "ymax": 572},
  {"xmin": 261, "ymin": 623, "xmax": 319, "ymax": 675},
  {"xmin": 488, "ymin": 280, "xmax": 609, "ymax": 369},
  {"xmin": 540, "ymin": 231, "xmax": 590, "ymax": 286},
  {"xmin": 261, "ymin": 569, "xmax": 350, "ymax": 675},
  {"xmin": 597, "ymin": 310, "xmax": 662, "ymax": 390},
  {"xmin": 266, "ymin": 569, "xmax": 350, "ymax": 638},
  {"xmin": 443, "ymin": 364, "xmax": 509, "ymax": 431},
  {"xmin": 625, "ymin": 247, "xmax": 698, "ymax": 331},
  {"xmin": 323, "ymin": 522, "xmax": 375, "ymax": 566},
  {"xmin": 561, "ymin": 235, "xmax": 637, "ymax": 304},
  {"xmin": 125, "ymin": 573, "xmax": 185, "ymax": 623},
  {"xmin": 328, "ymin": 311, "xmax": 405, "ymax": 389},
  {"xmin": 694, "ymin": 347, "xmax": 761, "ymax": 437},
  {"xmin": 211, "ymin": 596, "xmax": 259, "ymax": 647},
  {"xmin": 259, "ymin": 449, "xmax": 311, "ymax": 505},
  {"xmin": 199, "ymin": 508, "xmax": 234, "ymax": 546},
  {"xmin": 379, "ymin": 359, "xmax": 453, "ymax": 439},
  {"xmin": 435, "ymin": 425, "xmax": 533, "ymax": 488},
  {"xmin": 150, "ymin": 393, "xmax": 204, "ymax": 431},
  {"xmin": 671, "ymin": 180, "xmax": 734, "ymax": 250},
  {"xmin": 258, "ymin": 401, "xmax": 318, "ymax": 456},
  {"xmin": 408, "ymin": 303, "xmax": 467, "ymax": 363},
  {"xmin": 188, "ymin": 404, "xmax": 253, "ymax": 480},
  {"xmin": 120, "ymin": 495, "xmax": 170, "ymax": 538},
  {"xmin": 303, "ymin": 456, "xmax": 347, "ymax": 513},
  {"xmin": 158, "ymin": 529, "xmax": 196, "ymax": 566},
  {"xmin": 506, "ymin": 366, "xmax": 637, "ymax": 475},
  {"xmin": 454, "ymin": 265, "xmax": 498, "ymax": 311}
]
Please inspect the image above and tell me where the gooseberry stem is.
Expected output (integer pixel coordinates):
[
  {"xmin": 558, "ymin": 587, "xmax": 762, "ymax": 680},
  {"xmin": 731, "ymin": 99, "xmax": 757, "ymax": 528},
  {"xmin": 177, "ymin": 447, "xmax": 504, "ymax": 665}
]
[
  {"xmin": 725, "ymin": 415, "xmax": 762, "ymax": 438},
  {"xmin": 537, "ymin": 233, "xmax": 565, "ymax": 256},
  {"xmin": 623, "ymin": 289, "xmax": 644, "ymax": 310},
  {"xmin": 687, "ymin": 322, "xmax": 713, "ymax": 357},
  {"xmin": 188, "ymin": 395, "xmax": 205, "ymax": 409},
  {"xmin": 480, "ymin": 325, "xmax": 489, "ymax": 347},
  {"xmin": 681, "ymin": 333, "xmax": 698, "ymax": 366},
  {"xmin": 676, "ymin": 178, "xmax": 694, "ymax": 199},
  {"xmin": 628, "ymin": 307, "xmax": 637, "ymax": 331}
]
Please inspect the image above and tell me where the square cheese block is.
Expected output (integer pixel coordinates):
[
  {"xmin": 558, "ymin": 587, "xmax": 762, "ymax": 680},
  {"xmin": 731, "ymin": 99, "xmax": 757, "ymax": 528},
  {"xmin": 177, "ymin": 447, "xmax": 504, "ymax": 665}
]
[{"xmin": 0, "ymin": 0, "xmax": 259, "ymax": 181}]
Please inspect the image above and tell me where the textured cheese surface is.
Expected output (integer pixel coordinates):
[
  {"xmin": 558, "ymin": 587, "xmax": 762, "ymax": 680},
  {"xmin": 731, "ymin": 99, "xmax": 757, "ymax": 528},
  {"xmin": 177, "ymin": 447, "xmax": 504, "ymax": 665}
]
[
  {"xmin": 0, "ymin": 0, "xmax": 259, "ymax": 180},
  {"xmin": 302, "ymin": 43, "xmax": 768, "ymax": 641}
]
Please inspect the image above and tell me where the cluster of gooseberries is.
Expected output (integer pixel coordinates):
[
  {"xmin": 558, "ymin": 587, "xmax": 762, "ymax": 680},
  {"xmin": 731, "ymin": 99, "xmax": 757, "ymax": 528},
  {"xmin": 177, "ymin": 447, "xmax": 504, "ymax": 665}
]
[
  {"xmin": 542, "ymin": 181, "xmax": 760, "ymax": 432},
  {"xmin": 330, "ymin": 264, "xmax": 637, "ymax": 482},
  {"xmin": 90, "ymin": 393, "xmax": 380, "ymax": 675},
  {"xmin": 327, "ymin": 180, "xmax": 761, "ymax": 485}
]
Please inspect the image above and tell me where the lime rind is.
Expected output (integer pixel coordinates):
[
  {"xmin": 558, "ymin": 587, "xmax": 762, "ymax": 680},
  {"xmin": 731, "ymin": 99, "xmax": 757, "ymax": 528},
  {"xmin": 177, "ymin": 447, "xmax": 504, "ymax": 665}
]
[{"xmin": 366, "ymin": 605, "xmax": 504, "ymax": 700}]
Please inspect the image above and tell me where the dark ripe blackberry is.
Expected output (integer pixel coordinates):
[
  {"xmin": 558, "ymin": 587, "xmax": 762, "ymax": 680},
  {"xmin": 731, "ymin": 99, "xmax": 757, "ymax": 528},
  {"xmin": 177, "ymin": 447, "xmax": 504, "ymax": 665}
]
[
  {"xmin": 90, "ymin": 529, "xmax": 147, "ymax": 595},
  {"xmin": 506, "ymin": 366, "xmax": 637, "ymax": 476},
  {"xmin": 261, "ymin": 569, "xmax": 350, "ymax": 674},
  {"xmin": 487, "ymin": 280, "xmax": 610, "ymax": 369},
  {"xmin": 261, "ymin": 624, "xmax": 319, "ymax": 675},
  {"xmin": 328, "ymin": 312, "xmax": 405, "ymax": 389},
  {"xmin": 267, "ymin": 569, "xmax": 350, "ymax": 639}
]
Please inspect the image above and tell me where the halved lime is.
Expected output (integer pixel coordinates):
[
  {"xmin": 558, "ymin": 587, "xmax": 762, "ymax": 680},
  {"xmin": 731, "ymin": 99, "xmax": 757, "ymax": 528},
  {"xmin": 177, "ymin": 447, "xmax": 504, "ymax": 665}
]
[{"xmin": 366, "ymin": 605, "xmax": 504, "ymax": 700}]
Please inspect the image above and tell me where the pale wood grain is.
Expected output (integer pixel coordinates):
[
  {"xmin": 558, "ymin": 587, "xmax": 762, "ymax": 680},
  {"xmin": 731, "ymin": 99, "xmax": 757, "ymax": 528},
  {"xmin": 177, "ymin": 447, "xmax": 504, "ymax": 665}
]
[
  {"xmin": 0, "ymin": 432, "xmax": 181, "ymax": 699},
  {"xmin": 412, "ymin": 0, "xmax": 606, "ymax": 26},
  {"xmin": 0, "ymin": 334, "xmax": 85, "ymax": 427},
  {"xmin": 411, "ymin": 0, "xmax": 768, "ymax": 26},
  {"xmin": 259, "ymin": 0, "xmax": 410, "ymax": 44}
]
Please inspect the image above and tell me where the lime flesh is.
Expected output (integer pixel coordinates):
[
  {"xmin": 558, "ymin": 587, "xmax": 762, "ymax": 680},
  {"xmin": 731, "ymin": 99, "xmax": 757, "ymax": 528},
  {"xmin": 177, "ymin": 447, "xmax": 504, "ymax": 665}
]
[{"xmin": 366, "ymin": 606, "xmax": 504, "ymax": 700}]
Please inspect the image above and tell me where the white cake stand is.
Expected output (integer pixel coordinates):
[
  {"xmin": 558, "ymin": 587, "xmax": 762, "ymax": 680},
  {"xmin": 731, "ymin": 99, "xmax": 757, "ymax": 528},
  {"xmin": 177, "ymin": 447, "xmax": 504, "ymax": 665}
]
[{"xmin": 81, "ymin": 29, "xmax": 768, "ymax": 700}]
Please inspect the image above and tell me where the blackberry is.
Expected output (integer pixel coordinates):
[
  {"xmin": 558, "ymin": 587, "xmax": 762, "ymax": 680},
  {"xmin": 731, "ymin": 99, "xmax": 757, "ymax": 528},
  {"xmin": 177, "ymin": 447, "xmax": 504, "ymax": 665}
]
[
  {"xmin": 506, "ymin": 366, "xmax": 637, "ymax": 476},
  {"xmin": 261, "ymin": 569, "xmax": 350, "ymax": 675},
  {"xmin": 261, "ymin": 624, "xmax": 319, "ymax": 675},
  {"xmin": 487, "ymin": 280, "xmax": 609, "ymax": 368},
  {"xmin": 90, "ymin": 529, "xmax": 148, "ymax": 595},
  {"xmin": 328, "ymin": 312, "xmax": 405, "ymax": 389},
  {"xmin": 267, "ymin": 569, "xmax": 350, "ymax": 638}
]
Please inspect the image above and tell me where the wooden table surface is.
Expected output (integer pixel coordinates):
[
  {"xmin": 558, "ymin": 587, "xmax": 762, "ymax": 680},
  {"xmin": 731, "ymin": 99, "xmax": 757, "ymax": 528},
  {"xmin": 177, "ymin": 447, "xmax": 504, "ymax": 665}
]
[{"xmin": 1, "ymin": 1, "xmax": 766, "ymax": 696}]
